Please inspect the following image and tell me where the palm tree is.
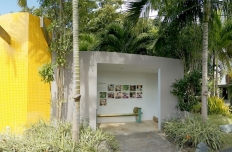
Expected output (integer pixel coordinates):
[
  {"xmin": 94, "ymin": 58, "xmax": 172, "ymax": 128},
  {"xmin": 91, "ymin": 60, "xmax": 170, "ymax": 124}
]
[
  {"xmin": 127, "ymin": 0, "xmax": 232, "ymax": 121},
  {"xmin": 72, "ymin": 0, "xmax": 80, "ymax": 142},
  {"xmin": 79, "ymin": 33, "xmax": 98, "ymax": 51},
  {"xmin": 208, "ymin": 14, "xmax": 232, "ymax": 96},
  {"xmin": 96, "ymin": 20, "xmax": 157, "ymax": 55},
  {"xmin": 154, "ymin": 21, "xmax": 203, "ymax": 73},
  {"xmin": 17, "ymin": 0, "xmax": 27, "ymax": 8},
  {"xmin": 17, "ymin": 0, "xmax": 34, "ymax": 13},
  {"xmin": 201, "ymin": 0, "xmax": 210, "ymax": 121}
]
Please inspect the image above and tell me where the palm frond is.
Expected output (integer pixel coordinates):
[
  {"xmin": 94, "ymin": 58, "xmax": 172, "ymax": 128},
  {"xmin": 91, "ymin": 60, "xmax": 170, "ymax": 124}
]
[
  {"xmin": 17, "ymin": 0, "xmax": 27, "ymax": 8},
  {"xmin": 127, "ymin": 0, "xmax": 151, "ymax": 23},
  {"xmin": 79, "ymin": 33, "xmax": 98, "ymax": 51},
  {"xmin": 96, "ymin": 20, "xmax": 156, "ymax": 54}
]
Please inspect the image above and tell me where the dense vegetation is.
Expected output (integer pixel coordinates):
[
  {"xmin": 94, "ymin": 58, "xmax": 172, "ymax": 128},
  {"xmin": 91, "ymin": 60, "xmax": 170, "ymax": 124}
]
[
  {"xmin": 162, "ymin": 115, "xmax": 224, "ymax": 150},
  {"xmin": 0, "ymin": 120, "xmax": 118, "ymax": 151}
]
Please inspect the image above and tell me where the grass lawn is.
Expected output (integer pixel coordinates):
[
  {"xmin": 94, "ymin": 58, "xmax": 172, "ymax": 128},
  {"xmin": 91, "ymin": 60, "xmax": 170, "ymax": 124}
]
[
  {"xmin": 208, "ymin": 114, "xmax": 232, "ymax": 150},
  {"xmin": 208, "ymin": 114, "xmax": 232, "ymax": 125}
]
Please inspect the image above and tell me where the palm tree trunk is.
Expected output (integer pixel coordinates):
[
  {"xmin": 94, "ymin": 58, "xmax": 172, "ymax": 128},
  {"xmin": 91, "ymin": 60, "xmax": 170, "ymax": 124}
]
[
  {"xmin": 201, "ymin": 1, "xmax": 210, "ymax": 121},
  {"xmin": 215, "ymin": 54, "xmax": 219, "ymax": 97},
  {"xmin": 212, "ymin": 50, "xmax": 215, "ymax": 96},
  {"xmin": 72, "ymin": 0, "xmax": 80, "ymax": 142}
]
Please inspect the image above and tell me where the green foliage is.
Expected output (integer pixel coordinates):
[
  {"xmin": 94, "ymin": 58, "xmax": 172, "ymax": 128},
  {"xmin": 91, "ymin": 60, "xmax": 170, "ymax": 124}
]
[
  {"xmin": 96, "ymin": 20, "xmax": 157, "ymax": 55},
  {"xmin": 208, "ymin": 96, "xmax": 230, "ymax": 115},
  {"xmin": 79, "ymin": 127, "xmax": 118, "ymax": 151},
  {"xmin": 191, "ymin": 97, "xmax": 231, "ymax": 115},
  {"xmin": 79, "ymin": 33, "xmax": 98, "ymax": 51},
  {"xmin": 191, "ymin": 102, "xmax": 201, "ymax": 113},
  {"xmin": 171, "ymin": 70, "xmax": 201, "ymax": 111},
  {"xmin": 85, "ymin": 0, "xmax": 124, "ymax": 33},
  {"xmin": 208, "ymin": 114, "xmax": 232, "ymax": 125},
  {"xmin": 34, "ymin": 0, "xmax": 73, "ymax": 68},
  {"xmin": 0, "ymin": 120, "xmax": 118, "ymax": 151},
  {"xmin": 38, "ymin": 63, "xmax": 54, "ymax": 83},
  {"xmin": 162, "ymin": 116, "xmax": 224, "ymax": 150},
  {"xmin": 17, "ymin": 0, "xmax": 27, "ymax": 8},
  {"xmin": 155, "ymin": 23, "xmax": 203, "ymax": 72}
]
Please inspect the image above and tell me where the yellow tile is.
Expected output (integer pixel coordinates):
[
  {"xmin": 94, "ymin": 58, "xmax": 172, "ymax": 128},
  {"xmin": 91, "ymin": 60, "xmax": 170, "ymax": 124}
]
[{"xmin": 0, "ymin": 13, "xmax": 51, "ymax": 133}]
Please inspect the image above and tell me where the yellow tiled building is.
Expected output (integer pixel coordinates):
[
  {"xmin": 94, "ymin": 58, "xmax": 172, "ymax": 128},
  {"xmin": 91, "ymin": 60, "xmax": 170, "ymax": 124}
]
[{"xmin": 0, "ymin": 12, "xmax": 51, "ymax": 133}]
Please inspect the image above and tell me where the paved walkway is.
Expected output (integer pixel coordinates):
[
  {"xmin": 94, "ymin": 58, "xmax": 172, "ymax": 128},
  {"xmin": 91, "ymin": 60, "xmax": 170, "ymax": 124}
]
[
  {"xmin": 98, "ymin": 121, "xmax": 178, "ymax": 152},
  {"xmin": 115, "ymin": 131, "xmax": 178, "ymax": 152},
  {"xmin": 98, "ymin": 120, "xmax": 158, "ymax": 135}
]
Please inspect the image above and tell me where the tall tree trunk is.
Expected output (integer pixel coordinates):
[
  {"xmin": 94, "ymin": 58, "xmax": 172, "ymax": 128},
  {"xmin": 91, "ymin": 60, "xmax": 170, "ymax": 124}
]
[
  {"xmin": 56, "ymin": 67, "xmax": 61, "ymax": 120},
  {"xmin": 72, "ymin": 0, "xmax": 80, "ymax": 142},
  {"xmin": 201, "ymin": 1, "xmax": 210, "ymax": 121},
  {"xmin": 212, "ymin": 50, "xmax": 215, "ymax": 97},
  {"xmin": 57, "ymin": 0, "xmax": 64, "ymax": 121},
  {"xmin": 215, "ymin": 54, "xmax": 218, "ymax": 97}
]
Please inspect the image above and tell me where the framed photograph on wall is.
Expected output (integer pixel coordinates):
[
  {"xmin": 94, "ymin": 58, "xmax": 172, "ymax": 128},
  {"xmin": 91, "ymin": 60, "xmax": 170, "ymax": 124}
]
[
  {"xmin": 136, "ymin": 85, "xmax": 143, "ymax": 91},
  {"xmin": 100, "ymin": 92, "xmax": 106, "ymax": 98},
  {"xmin": 107, "ymin": 92, "xmax": 114, "ymax": 98},
  {"xmin": 100, "ymin": 99, "xmax": 107, "ymax": 106},
  {"xmin": 137, "ymin": 92, "xmax": 143, "ymax": 98},
  {"xmin": 115, "ymin": 85, "xmax": 122, "ymax": 91},
  {"xmin": 130, "ymin": 92, "xmax": 136, "ymax": 98},
  {"xmin": 115, "ymin": 92, "xmax": 122, "ymax": 99},
  {"xmin": 122, "ymin": 92, "xmax": 129, "ymax": 98},
  {"xmin": 130, "ymin": 85, "xmax": 136, "ymax": 91},
  {"xmin": 108, "ymin": 84, "xmax": 114, "ymax": 91},
  {"xmin": 123, "ymin": 85, "xmax": 129, "ymax": 91}
]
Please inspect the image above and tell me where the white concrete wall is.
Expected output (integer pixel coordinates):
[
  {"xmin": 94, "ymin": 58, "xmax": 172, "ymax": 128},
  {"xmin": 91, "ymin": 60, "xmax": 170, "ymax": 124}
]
[
  {"xmin": 97, "ymin": 71, "xmax": 158, "ymax": 123},
  {"xmin": 79, "ymin": 51, "xmax": 184, "ymax": 130},
  {"xmin": 220, "ymin": 75, "xmax": 226, "ymax": 85},
  {"xmin": 51, "ymin": 51, "xmax": 184, "ymax": 130}
]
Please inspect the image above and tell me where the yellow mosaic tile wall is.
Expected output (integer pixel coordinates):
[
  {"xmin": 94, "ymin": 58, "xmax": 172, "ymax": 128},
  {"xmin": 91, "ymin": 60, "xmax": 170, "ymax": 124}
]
[
  {"xmin": 0, "ymin": 13, "xmax": 51, "ymax": 133},
  {"xmin": 27, "ymin": 14, "xmax": 51, "ymax": 124}
]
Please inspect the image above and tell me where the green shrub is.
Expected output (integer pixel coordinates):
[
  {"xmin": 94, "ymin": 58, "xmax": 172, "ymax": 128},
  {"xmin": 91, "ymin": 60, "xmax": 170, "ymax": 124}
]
[
  {"xmin": 208, "ymin": 96, "xmax": 230, "ymax": 115},
  {"xmin": 0, "ymin": 120, "xmax": 118, "ymax": 151},
  {"xmin": 191, "ymin": 102, "xmax": 201, "ymax": 113},
  {"xmin": 162, "ymin": 116, "xmax": 224, "ymax": 150},
  {"xmin": 171, "ymin": 70, "xmax": 201, "ymax": 111}
]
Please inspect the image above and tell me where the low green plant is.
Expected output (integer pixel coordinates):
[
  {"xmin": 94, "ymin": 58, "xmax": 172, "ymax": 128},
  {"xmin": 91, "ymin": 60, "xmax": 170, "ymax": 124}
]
[
  {"xmin": 191, "ymin": 102, "xmax": 201, "ymax": 113},
  {"xmin": 0, "ymin": 120, "xmax": 118, "ymax": 151},
  {"xmin": 162, "ymin": 116, "xmax": 224, "ymax": 150},
  {"xmin": 208, "ymin": 96, "xmax": 230, "ymax": 115}
]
